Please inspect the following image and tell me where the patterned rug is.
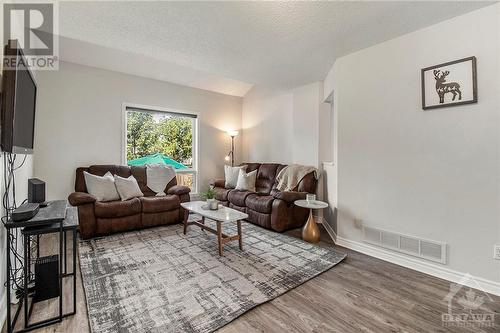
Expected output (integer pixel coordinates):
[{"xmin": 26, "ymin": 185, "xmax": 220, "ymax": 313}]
[{"xmin": 79, "ymin": 217, "xmax": 346, "ymax": 333}]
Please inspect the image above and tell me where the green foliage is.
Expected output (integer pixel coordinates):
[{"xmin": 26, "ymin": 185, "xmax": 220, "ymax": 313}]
[
  {"xmin": 127, "ymin": 111, "xmax": 193, "ymax": 166},
  {"xmin": 200, "ymin": 187, "xmax": 216, "ymax": 200}
]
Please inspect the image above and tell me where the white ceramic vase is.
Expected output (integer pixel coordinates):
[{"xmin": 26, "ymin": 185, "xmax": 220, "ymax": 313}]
[{"xmin": 207, "ymin": 198, "xmax": 218, "ymax": 210}]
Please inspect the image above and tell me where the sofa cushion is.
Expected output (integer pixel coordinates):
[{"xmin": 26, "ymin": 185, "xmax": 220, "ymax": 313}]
[
  {"xmin": 84, "ymin": 171, "xmax": 120, "ymax": 202},
  {"xmin": 89, "ymin": 165, "xmax": 131, "ymax": 178},
  {"xmin": 130, "ymin": 166, "xmax": 155, "ymax": 196},
  {"xmin": 142, "ymin": 209, "xmax": 180, "ymax": 228},
  {"xmin": 114, "ymin": 175, "xmax": 144, "ymax": 201},
  {"xmin": 224, "ymin": 165, "xmax": 246, "ymax": 188},
  {"xmin": 247, "ymin": 209, "xmax": 272, "ymax": 229},
  {"xmin": 96, "ymin": 215, "xmax": 141, "ymax": 235},
  {"xmin": 214, "ymin": 187, "xmax": 231, "ymax": 202},
  {"xmin": 241, "ymin": 163, "xmax": 261, "ymax": 173},
  {"xmin": 228, "ymin": 190, "xmax": 254, "ymax": 207},
  {"xmin": 255, "ymin": 163, "xmax": 280, "ymax": 194},
  {"xmin": 140, "ymin": 195, "xmax": 180, "ymax": 213},
  {"xmin": 95, "ymin": 198, "xmax": 141, "ymax": 218},
  {"xmin": 246, "ymin": 194, "xmax": 274, "ymax": 214},
  {"xmin": 235, "ymin": 169, "xmax": 257, "ymax": 192},
  {"xmin": 229, "ymin": 203, "xmax": 246, "ymax": 213}
]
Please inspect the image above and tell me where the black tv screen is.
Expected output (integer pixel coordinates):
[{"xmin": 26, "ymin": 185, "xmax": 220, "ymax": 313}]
[{"xmin": 1, "ymin": 40, "xmax": 37, "ymax": 154}]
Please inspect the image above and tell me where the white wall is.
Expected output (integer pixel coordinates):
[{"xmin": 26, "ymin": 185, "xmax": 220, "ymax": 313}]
[
  {"xmin": 241, "ymin": 86, "xmax": 293, "ymax": 164},
  {"xmin": 0, "ymin": 11, "xmax": 36, "ymax": 326},
  {"xmin": 34, "ymin": 61, "xmax": 242, "ymax": 199},
  {"xmin": 292, "ymin": 82, "xmax": 321, "ymax": 167},
  {"xmin": 327, "ymin": 4, "xmax": 500, "ymax": 284},
  {"xmin": 242, "ymin": 82, "xmax": 331, "ymax": 168}
]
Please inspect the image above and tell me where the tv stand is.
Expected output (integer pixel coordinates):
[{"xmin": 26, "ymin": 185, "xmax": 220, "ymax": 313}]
[{"xmin": 4, "ymin": 200, "xmax": 78, "ymax": 333}]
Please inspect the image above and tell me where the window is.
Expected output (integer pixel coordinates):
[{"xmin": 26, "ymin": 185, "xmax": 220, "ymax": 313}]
[{"xmin": 123, "ymin": 105, "xmax": 198, "ymax": 193}]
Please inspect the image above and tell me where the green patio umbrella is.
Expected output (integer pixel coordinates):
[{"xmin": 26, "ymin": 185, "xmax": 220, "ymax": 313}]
[{"xmin": 127, "ymin": 153, "xmax": 188, "ymax": 169}]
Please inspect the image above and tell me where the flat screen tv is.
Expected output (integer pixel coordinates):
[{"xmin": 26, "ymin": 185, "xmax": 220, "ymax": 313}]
[{"xmin": 1, "ymin": 39, "xmax": 37, "ymax": 154}]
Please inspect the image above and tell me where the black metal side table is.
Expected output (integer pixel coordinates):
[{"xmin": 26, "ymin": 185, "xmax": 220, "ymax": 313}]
[{"xmin": 5, "ymin": 201, "xmax": 78, "ymax": 333}]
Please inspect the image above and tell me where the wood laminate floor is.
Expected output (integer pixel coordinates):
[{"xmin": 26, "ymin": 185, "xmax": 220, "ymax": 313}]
[{"xmin": 4, "ymin": 225, "xmax": 500, "ymax": 333}]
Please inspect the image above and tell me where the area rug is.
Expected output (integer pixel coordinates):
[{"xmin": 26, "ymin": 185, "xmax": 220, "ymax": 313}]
[{"xmin": 79, "ymin": 217, "xmax": 346, "ymax": 333}]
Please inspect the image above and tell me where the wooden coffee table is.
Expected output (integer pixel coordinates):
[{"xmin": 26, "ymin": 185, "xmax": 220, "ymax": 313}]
[{"xmin": 180, "ymin": 201, "xmax": 249, "ymax": 256}]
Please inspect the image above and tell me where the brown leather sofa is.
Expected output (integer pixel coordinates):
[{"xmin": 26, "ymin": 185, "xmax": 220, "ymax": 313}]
[
  {"xmin": 68, "ymin": 165, "xmax": 190, "ymax": 239},
  {"xmin": 210, "ymin": 163, "xmax": 317, "ymax": 232}
]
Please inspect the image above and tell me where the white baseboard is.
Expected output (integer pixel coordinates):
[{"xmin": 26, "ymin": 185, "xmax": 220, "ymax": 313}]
[
  {"xmin": 320, "ymin": 218, "xmax": 337, "ymax": 244},
  {"xmin": 336, "ymin": 236, "xmax": 500, "ymax": 296}
]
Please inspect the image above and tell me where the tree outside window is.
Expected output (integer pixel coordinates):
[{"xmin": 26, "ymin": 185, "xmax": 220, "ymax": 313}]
[{"xmin": 126, "ymin": 109, "xmax": 197, "ymax": 192}]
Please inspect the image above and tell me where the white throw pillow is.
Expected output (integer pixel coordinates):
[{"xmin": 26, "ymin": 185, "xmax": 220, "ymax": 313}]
[
  {"xmin": 235, "ymin": 169, "xmax": 257, "ymax": 192},
  {"xmin": 114, "ymin": 175, "xmax": 144, "ymax": 201},
  {"xmin": 83, "ymin": 171, "xmax": 120, "ymax": 202},
  {"xmin": 224, "ymin": 165, "xmax": 247, "ymax": 189}
]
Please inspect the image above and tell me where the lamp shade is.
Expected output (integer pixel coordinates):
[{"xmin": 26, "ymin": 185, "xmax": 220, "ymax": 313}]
[{"xmin": 226, "ymin": 130, "xmax": 239, "ymax": 137}]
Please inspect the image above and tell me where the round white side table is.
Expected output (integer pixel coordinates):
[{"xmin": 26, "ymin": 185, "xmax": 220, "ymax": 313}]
[{"xmin": 295, "ymin": 199, "xmax": 328, "ymax": 243}]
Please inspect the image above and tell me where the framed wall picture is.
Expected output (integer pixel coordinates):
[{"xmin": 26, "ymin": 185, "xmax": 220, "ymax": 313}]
[{"xmin": 421, "ymin": 56, "xmax": 477, "ymax": 110}]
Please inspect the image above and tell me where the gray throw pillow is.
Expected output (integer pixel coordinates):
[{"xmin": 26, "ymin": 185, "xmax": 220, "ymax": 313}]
[
  {"xmin": 114, "ymin": 175, "xmax": 144, "ymax": 201},
  {"xmin": 83, "ymin": 171, "xmax": 120, "ymax": 202},
  {"xmin": 235, "ymin": 169, "xmax": 257, "ymax": 192},
  {"xmin": 224, "ymin": 165, "xmax": 247, "ymax": 188}
]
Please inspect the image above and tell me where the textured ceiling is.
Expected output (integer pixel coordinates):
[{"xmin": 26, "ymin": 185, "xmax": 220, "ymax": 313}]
[{"xmin": 57, "ymin": 1, "xmax": 494, "ymax": 96}]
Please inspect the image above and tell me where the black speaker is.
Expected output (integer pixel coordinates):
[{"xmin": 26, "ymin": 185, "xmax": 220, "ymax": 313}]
[
  {"xmin": 28, "ymin": 178, "xmax": 45, "ymax": 204},
  {"xmin": 34, "ymin": 255, "xmax": 60, "ymax": 302}
]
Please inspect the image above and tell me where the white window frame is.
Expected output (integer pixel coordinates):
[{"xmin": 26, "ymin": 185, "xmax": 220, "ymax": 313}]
[{"xmin": 121, "ymin": 102, "xmax": 200, "ymax": 194}]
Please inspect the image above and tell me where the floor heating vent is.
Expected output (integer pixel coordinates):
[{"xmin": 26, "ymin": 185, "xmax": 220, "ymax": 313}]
[{"xmin": 363, "ymin": 226, "xmax": 447, "ymax": 264}]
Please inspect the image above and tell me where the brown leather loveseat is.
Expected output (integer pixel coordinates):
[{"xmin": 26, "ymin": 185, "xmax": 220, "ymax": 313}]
[
  {"xmin": 210, "ymin": 163, "xmax": 317, "ymax": 232},
  {"xmin": 68, "ymin": 165, "xmax": 190, "ymax": 239}
]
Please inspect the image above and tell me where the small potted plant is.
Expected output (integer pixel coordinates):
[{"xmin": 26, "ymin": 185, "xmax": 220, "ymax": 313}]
[{"xmin": 201, "ymin": 186, "xmax": 218, "ymax": 210}]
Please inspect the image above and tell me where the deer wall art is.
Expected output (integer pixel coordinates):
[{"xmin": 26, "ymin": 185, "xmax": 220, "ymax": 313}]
[
  {"xmin": 433, "ymin": 70, "xmax": 461, "ymax": 104},
  {"xmin": 421, "ymin": 56, "xmax": 477, "ymax": 110}
]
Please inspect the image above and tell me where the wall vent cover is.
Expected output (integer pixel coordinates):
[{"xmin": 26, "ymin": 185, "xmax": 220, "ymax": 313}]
[{"xmin": 362, "ymin": 225, "xmax": 447, "ymax": 264}]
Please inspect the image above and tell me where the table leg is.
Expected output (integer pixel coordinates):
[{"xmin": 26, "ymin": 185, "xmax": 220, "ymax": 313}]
[
  {"xmin": 59, "ymin": 221, "xmax": 63, "ymax": 321},
  {"xmin": 302, "ymin": 208, "xmax": 321, "ymax": 243},
  {"xmin": 216, "ymin": 221, "xmax": 223, "ymax": 256},
  {"xmin": 237, "ymin": 220, "xmax": 243, "ymax": 250},
  {"xmin": 64, "ymin": 230, "xmax": 67, "ymax": 275},
  {"xmin": 72, "ymin": 229, "xmax": 77, "ymax": 314},
  {"xmin": 27, "ymin": 235, "xmax": 31, "ymax": 283},
  {"xmin": 24, "ymin": 234, "xmax": 29, "ymax": 328},
  {"xmin": 183, "ymin": 209, "xmax": 189, "ymax": 235},
  {"xmin": 6, "ymin": 230, "xmax": 12, "ymax": 333}
]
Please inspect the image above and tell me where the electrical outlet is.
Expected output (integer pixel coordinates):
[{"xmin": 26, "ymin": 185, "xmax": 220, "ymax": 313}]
[
  {"xmin": 354, "ymin": 219, "xmax": 363, "ymax": 229},
  {"xmin": 494, "ymin": 245, "xmax": 500, "ymax": 260}
]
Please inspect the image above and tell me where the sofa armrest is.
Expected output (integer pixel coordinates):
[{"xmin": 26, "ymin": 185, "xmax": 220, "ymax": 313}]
[
  {"xmin": 209, "ymin": 179, "xmax": 225, "ymax": 188},
  {"xmin": 272, "ymin": 190, "xmax": 307, "ymax": 203},
  {"xmin": 68, "ymin": 192, "xmax": 96, "ymax": 206},
  {"xmin": 167, "ymin": 185, "xmax": 191, "ymax": 196}
]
